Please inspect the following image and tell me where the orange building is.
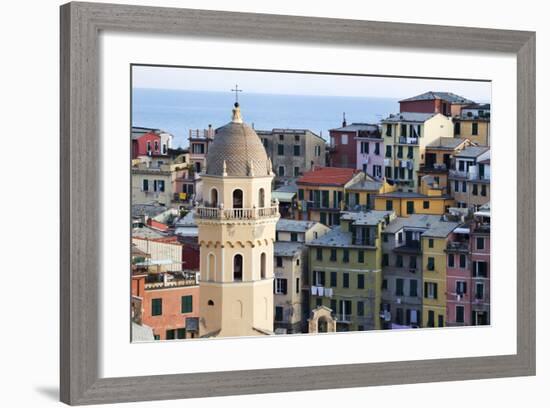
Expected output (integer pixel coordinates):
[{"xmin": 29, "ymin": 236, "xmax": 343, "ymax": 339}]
[{"xmin": 131, "ymin": 258, "xmax": 200, "ymax": 340}]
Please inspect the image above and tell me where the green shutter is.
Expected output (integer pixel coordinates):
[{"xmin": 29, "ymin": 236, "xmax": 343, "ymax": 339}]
[{"xmin": 181, "ymin": 295, "xmax": 193, "ymax": 314}]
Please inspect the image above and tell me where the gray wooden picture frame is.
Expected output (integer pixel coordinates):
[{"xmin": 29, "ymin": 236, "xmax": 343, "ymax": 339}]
[{"xmin": 60, "ymin": 2, "xmax": 536, "ymax": 405}]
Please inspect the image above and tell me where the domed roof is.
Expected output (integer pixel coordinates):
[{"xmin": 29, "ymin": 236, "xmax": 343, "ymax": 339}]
[{"xmin": 205, "ymin": 103, "xmax": 272, "ymax": 177}]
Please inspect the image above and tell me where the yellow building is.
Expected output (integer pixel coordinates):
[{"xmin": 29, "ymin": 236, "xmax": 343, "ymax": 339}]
[
  {"xmin": 195, "ymin": 103, "xmax": 280, "ymax": 338},
  {"xmin": 373, "ymin": 176, "xmax": 455, "ymax": 217},
  {"xmin": 131, "ymin": 163, "xmax": 174, "ymax": 206},
  {"xmin": 453, "ymin": 103, "xmax": 491, "ymax": 146},
  {"xmin": 381, "ymin": 112, "xmax": 454, "ymax": 192},
  {"xmin": 421, "ymin": 222, "xmax": 458, "ymax": 328},
  {"xmin": 417, "ymin": 137, "xmax": 472, "ymax": 193},
  {"xmin": 344, "ymin": 178, "xmax": 397, "ymax": 210},
  {"xmin": 296, "ymin": 167, "xmax": 365, "ymax": 227}
]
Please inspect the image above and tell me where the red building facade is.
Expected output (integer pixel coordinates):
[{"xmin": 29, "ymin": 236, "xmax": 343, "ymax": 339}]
[
  {"xmin": 328, "ymin": 122, "xmax": 380, "ymax": 169},
  {"xmin": 132, "ymin": 131, "xmax": 162, "ymax": 159},
  {"xmin": 399, "ymin": 92, "xmax": 474, "ymax": 117}
]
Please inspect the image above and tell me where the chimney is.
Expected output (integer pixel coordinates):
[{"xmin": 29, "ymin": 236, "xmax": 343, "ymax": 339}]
[{"xmin": 342, "ymin": 112, "xmax": 347, "ymax": 127}]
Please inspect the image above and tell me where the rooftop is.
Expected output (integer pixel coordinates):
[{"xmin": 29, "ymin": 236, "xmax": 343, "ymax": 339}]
[
  {"xmin": 205, "ymin": 104, "xmax": 271, "ymax": 177},
  {"xmin": 297, "ymin": 167, "xmax": 360, "ymax": 186},
  {"xmin": 454, "ymin": 146, "xmax": 490, "ymax": 158},
  {"xmin": 308, "ymin": 226, "xmax": 352, "ymax": 247},
  {"xmin": 340, "ymin": 210, "xmax": 393, "ymax": 226},
  {"xmin": 382, "ymin": 112, "xmax": 437, "ymax": 123},
  {"xmin": 376, "ymin": 191, "xmax": 451, "ymax": 199},
  {"xmin": 330, "ymin": 123, "xmax": 379, "ymax": 132},
  {"xmin": 132, "ymin": 226, "xmax": 167, "ymax": 240},
  {"xmin": 399, "ymin": 91, "xmax": 475, "ymax": 104},
  {"xmin": 276, "ymin": 218, "xmax": 319, "ymax": 233},
  {"xmin": 346, "ymin": 179, "xmax": 383, "ymax": 192},
  {"xmin": 274, "ymin": 183, "xmax": 298, "ymax": 194},
  {"xmin": 427, "ymin": 137, "xmax": 468, "ymax": 150},
  {"xmin": 274, "ymin": 241, "xmax": 305, "ymax": 257},
  {"xmin": 175, "ymin": 211, "xmax": 196, "ymax": 227},
  {"xmin": 462, "ymin": 103, "xmax": 491, "ymax": 110},
  {"xmin": 257, "ymin": 128, "xmax": 324, "ymax": 140},
  {"xmin": 384, "ymin": 214, "xmax": 459, "ymax": 238},
  {"xmin": 132, "ymin": 203, "xmax": 170, "ymax": 219}
]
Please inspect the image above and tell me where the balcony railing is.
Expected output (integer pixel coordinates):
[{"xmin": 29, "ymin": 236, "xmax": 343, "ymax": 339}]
[
  {"xmin": 310, "ymin": 286, "xmax": 334, "ymax": 297},
  {"xmin": 144, "ymin": 272, "xmax": 199, "ymax": 289},
  {"xmin": 195, "ymin": 205, "xmax": 279, "ymax": 220},
  {"xmin": 398, "ymin": 136, "xmax": 418, "ymax": 145},
  {"xmin": 446, "ymin": 241, "xmax": 470, "ymax": 252},
  {"xmin": 335, "ymin": 313, "xmax": 352, "ymax": 323}
]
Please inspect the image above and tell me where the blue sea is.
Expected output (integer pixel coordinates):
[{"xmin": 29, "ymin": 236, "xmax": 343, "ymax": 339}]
[{"xmin": 132, "ymin": 88, "xmax": 400, "ymax": 148}]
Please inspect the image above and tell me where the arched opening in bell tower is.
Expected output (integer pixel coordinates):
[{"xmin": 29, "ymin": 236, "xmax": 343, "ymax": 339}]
[
  {"xmin": 210, "ymin": 188, "xmax": 218, "ymax": 207},
  {"xmin": 258, "ymin": 188, "xmax": 265, "ymax": 207},
  {"xmin": 233, "ymin": 254, "xmax": 243, "ymax": 281},
  {"xmin": 260, "ymin": 252, "xmax": 266, "ymax": 279},
  {"xmin": 232, "ymin": 189, "xmax": 243, "ymax": 209}
]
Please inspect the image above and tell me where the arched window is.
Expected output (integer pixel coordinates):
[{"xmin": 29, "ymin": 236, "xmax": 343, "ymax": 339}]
[
  {"xmin": 233, "ymin": 254, "xmax": 243, "ymax": 281},
  {"xmin": 208, "ymin": 253, "xmax": 215, "ymax": 281},
  {"xmin": 258, "ymin": 188, "xmax": 265, "ymax": 208},
  {"xmin": 233, "ymin": 189, "xmax": 243, "ymax": 209},
  {"xmin": 208, "ymin": 299, "xmax": 214, "ymax": 306},
  {"xmin": 260, "ymin": 252, "xmax": 266, "ymax": 279},
  {"xmin": 210, "ymin": 188, "xmax": 218, "ymax": 207}
]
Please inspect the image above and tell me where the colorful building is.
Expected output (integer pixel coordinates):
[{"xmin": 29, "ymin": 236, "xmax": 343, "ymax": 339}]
[
  {"xmin": 344, "ymin": 178, "xmax": 397, "ymax": 210},
  {"xmin": 381, "ymin": 112, "xmax": 454, "ymax": 191},
  {"xmin": 373, "ymin": 176, "xmax": 455, "ymax": 217},
  {"xmin": 273, "ymin": 220, "xmax": 330, "ymax": 333},
  {"xmin": 307, "ymin": 210, "xmax": 394, "ymax": 332},
  {"xmin": 132, "ymin": 126, "xmax": 173, "ymax": 159},
  {"xmin": 195, "ymin": 103, "xmax": 280, "ymax": 338},
  {"xmin": 329, "ymin": 121, "xmax": 380, "ymax": 169},
  {"xmin": 188, "ymin": 126, "xmax": 214, "ymax": 174},
  {"xmin": 470, "ymin": 206, "xmax": 491, "ymax": 325},
  {"xmin": 296, "ymin": 166, "xmax": 364, "ymax": 227},
  {"xmin": 131, "ymin": 252, "xmax": 200, "ymax": 340},
  {"xmin": 421, "ymin": 219, "xmax": 459, "ymax": 328},
  {"xmin": 449, "ymin": 146, "xmax": 490, "ymax": 211},
  {"xmin": 417, "ymin": 137, "xmax": 472, "ymax": 193},
  {"xmin": 445, "ymin": 225, "xmax": 473, "ymax": 326},
  {"xmin": 380, "ymin": 214, "xmax": 459, "ymax": 329},
  {"xmin": 131, "ymin": 163, "xmax": 174, "ymax": 206},
  {"xmin": 399, "ymin": 91, "xmax": 474, "ymax": 117},
  {"xmin": 453, "ymin": 103, "xmax": 491, "ymax": 146},
  {"xmin": 257, "ymin": 128, "xmax": 326, "ymax": 185},
  {"xmin": 356, "ymin": 130, "xmax": 384, "ymax": 179}
]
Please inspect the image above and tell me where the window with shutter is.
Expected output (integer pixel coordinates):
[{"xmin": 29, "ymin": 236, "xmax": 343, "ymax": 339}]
[
  {"xmin": 151, "ymin": 298, "xmax": 162, "ymax": 316},
  {"xmin": 409, "ymin": 279, "xmax": 418, "ymax": 297},
  {"xmin": 181, "ymin": 295, "xmax": 193, "ymax": 313},
  {"xmin": 357, "ymin": 274, "xmax": 365, "ymax": 289},
  {"xmin": 396, "ymin": 279, "xmax": 404, "ymax": 296}
]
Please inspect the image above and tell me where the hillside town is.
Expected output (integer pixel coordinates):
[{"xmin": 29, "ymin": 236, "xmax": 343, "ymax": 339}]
[{"xmin": 131, "ymin": 91, "xmax": 491, "ymax": 341}]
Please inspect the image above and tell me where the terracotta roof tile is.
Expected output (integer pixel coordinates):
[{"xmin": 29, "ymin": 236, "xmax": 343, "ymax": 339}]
[{"xmin": 297, "ymin": 167, "xmax": 360, "ymax": 186}]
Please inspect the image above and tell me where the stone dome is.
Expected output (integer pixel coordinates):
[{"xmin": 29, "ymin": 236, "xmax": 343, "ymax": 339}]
[{"xmin": 205, "ymin": 103, "xmax": 272, "ymax": 177}]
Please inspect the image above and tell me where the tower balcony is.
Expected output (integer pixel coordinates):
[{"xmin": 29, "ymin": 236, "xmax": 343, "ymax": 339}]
[{"xmin": 195, "ymin": 205, "xmax": 279, "ymax": 220}]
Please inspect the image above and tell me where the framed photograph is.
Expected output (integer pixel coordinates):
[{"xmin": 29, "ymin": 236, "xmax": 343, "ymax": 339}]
[{"xmin": 60, "ymin": 2, "xmax": 535, "ymax": 405}]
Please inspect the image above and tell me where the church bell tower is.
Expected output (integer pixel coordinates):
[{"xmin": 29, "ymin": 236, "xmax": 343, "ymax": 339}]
[{"xmin": 195, "ymin": 102, "xmax": 279, "ymax": 338}]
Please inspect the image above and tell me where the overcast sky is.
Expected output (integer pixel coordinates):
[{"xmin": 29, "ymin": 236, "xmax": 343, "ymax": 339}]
[{"xmin": 132, "ymin": 65, "xmax": 491, "ymax": 102}]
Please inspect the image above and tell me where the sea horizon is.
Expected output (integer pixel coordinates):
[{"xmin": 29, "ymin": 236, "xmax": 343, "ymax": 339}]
[{"xmin": 132, "ymin": 88, "xmax": 401, "ymax": 148}]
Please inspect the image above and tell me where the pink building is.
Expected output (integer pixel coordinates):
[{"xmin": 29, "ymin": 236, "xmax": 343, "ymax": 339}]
[
  {"xmin": 470, "ymin": 209, "xmax": 490, "ymax": 325},
  {"xmin": 356, "ymin": 134, "xmax": 384, "ymax": 180},
  {"xmin": 445, "ymin": 227, "xmax": 472, "ymax": 326},
  {"xmin": 329, "ymin": 120, "xmax": 380, "ymax": 169}
]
